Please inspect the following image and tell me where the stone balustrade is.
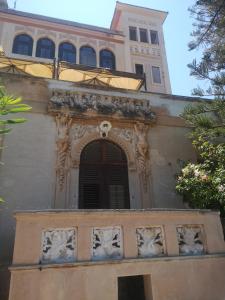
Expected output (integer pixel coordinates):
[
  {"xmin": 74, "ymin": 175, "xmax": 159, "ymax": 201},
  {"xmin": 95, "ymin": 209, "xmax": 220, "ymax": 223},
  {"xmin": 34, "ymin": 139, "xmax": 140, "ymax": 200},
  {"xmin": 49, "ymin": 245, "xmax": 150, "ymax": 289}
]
[{"xmin": 12, "ymin": 209, "xmax": 225, "ymax": 266}]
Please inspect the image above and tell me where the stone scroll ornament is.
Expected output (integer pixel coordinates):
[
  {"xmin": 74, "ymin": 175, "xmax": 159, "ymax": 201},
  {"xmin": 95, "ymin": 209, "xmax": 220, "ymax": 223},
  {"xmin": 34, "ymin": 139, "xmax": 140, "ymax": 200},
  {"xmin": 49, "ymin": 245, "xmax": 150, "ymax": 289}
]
[
  {"xmin": 92, "ymin": 227, "xmax": 123, "ymax": 260},
  {"xmin": 136, "ymin": 227, "xmax": 164, "ymax": 257},
  {"xmin": 134, "ymin": 122, "xmax": 149, "ymax": 192},
  {"xmin": 177, "ymin": 226, "xmax": 205, "ymax": 255},
  {"xmin": 41, "ymin": 229, "xmax": 76, "ymax": 263},
  {"xmin": 55, "ymin": 112, "xmax": 72, "ymax": 190}
]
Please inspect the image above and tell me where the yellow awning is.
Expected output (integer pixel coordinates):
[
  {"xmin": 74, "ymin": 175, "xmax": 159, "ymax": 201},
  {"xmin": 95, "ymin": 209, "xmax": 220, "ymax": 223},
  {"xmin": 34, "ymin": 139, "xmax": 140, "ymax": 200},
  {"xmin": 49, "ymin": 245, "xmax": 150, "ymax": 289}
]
[{"xmin": 0, "ymin": 54, "xmax": 144, "ymax": 91}]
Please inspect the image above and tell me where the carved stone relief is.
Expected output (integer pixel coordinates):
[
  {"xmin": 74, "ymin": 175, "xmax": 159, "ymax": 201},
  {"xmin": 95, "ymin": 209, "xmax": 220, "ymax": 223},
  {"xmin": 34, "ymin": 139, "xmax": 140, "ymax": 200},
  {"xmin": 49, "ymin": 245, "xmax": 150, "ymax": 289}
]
[
  {"xmin": 92, "ymin": 226, "xmax": 123, "ymax": 260},
  {"xmin": 49, "ymin": 91, "xmax": 156, "ymax": 121},
  {"xmin": 134, "ymin": 122, "xmax": 150, "ymax": 191},
  {"xmin": 136, "ymin": 227, "xmax": 164, "ymax": 257},
  {"xmin": 41, "ymin": 229, "xmax": 76, "ymax": 263},
  {"xmin": 55, "ymin": 112, "xmax": 72, "ymax": 190},
  {"xmin": 130, "ymin": 45, "xmax": 160, "ymax": 57},
  {"xmin": 177, "ymin": 225, "xmax": 205, "ymax": 255},
  {"xmin": 99, "ymin": 41, "xmax": 116, "ymax": 49}
]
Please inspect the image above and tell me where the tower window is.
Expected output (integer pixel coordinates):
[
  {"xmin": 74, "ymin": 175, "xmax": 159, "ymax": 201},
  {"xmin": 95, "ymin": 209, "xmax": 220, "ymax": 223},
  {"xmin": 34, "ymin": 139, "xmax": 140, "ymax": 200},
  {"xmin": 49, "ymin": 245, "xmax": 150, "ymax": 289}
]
[
  {"xmin": 135, "ymin": 64, "xmax": 144, "ymax": 76},
  {"xmin": 100, "ymin": 49, "xmax": 115, "ymax": 70},
  {"xmin": 12, "ymin": 34, "xmax": 33, "ymax": 56},
  {"xmin": 139, "ymin": 28, "xmax": 148, "ymax": 43},
  {"xmin": 152, "ymin": 66, "xmax": 161, "ymax": 84},
  {"xmin": 129, "ymin": 27, "xmax": 137, "ymax": 41},
  {"xmin": 36, "ymin": 38, "xmax": 55, "ymax": 59},
  {"xmin": 79, "ymin": 46, "xmax": 96, "ymax": 67},
  {"xmin": 150, "ymin": 30, "xmax": 159, "ymax": 45},
  {"xmin": 58, "ymin": 42, "xmax": 76, "ymax": 63}
]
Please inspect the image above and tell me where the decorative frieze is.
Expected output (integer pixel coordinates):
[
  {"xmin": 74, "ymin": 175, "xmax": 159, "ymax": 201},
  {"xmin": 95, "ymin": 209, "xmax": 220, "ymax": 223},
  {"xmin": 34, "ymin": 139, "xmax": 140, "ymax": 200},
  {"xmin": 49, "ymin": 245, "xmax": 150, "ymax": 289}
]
[
  {"xmin": 49, "ymin": 91, "xmax": 156, "ymax": 121},
  {"xmin": 136, "ymin": 227, "xmax": 164, "ymax": 257},
  {"xmin": 41, "ymin": 229, "xmax": 76, "ymax": 263},
  {"xmin": 92, "ymin": 226, "xmax": 123, "ymax": 260},
  {"xmin": 130, "ymin": 45, "xmax": 160, "ymax": 57},
  {"xmin": 177, "ymin": 225, "xmax": 205, "ymax": 255}
]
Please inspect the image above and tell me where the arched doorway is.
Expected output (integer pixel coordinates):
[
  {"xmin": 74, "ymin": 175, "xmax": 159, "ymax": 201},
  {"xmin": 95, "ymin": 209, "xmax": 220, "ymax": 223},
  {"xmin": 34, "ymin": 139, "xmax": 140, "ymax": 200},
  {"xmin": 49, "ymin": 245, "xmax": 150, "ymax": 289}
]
[{"xmin": 79, "ymin": 140, "xmax": 130, "ymax": 209}]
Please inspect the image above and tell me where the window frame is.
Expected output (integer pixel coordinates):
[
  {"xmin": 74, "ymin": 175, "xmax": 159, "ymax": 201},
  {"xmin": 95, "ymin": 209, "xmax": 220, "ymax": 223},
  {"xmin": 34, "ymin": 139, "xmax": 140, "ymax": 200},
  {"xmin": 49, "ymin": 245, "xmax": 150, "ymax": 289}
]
[
  {"xmin": 99, "ymin": 49, "xmax": 116, "ymax": 70},
  {"xmin": 12, "ymin": 33, "xmax": 33, "ymax": 56},
  {"xmin": 139, "ymin": 28, "xmax": 148, "ymax": 43},
  {"xmin": 79, "ymin": 45, "xmax": 97, "ymax": 67},
  {"xmin": 129, "ymin": 26, "xmax": 138, "ymax": 41},
  {"xmin": 58, "ymin": 42, "xmax": 76, "ymax": 63},
  {"xmin": 135, "ymin": 63, "xmax": 144, "ymax": 76},
  {"xmin": 150, "ymin": 30, "xmax": 159, "ymax": 45},
  {"xmin": 36, "ymin": 37, "xmax": 55, "ymax": 59},
  {"xmin": 151, "ymin": 66, "xmax": 162, "ymax": 84}
]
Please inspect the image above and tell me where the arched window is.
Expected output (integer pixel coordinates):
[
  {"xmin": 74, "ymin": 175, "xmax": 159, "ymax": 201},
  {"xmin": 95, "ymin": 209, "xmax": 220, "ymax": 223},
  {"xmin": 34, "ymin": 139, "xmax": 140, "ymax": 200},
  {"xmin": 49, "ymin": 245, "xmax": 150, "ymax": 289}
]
[
  {"xmin": 36, "ymin": 38, "xmax": 55, "ymax": 59},
  {"xmin": 100, "ymin": 49, "xmax": 115, "ymax": 70},
  {"xmin": 12, "ymin": 34, "xmax": 33, "ymax": 56},
  {"xmin": 79, "ymin": 140, "xmax": 130, "ymax": 209},
  {"xmin": 58, "ymin": 42, "xmax": 76, "ymax": 63},
  {"xmin": 79, "ymin": 46, "xmax": 96, "ymax": 67}
]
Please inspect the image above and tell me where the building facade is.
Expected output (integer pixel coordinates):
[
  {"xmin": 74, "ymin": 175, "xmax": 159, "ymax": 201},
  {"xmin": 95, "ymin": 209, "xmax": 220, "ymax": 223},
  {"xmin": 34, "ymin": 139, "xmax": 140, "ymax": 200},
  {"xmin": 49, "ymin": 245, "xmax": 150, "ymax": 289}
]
[{"xmin": 0, "ymin": 1, "xmax": 225, "ymax": 300}]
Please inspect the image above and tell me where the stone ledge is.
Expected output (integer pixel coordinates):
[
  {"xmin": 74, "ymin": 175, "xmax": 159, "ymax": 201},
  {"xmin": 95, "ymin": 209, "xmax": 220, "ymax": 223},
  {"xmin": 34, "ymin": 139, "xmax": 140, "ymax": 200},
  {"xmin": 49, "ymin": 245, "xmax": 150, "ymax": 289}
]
[{"xmin": 9, "ymin": 253, "xmax": 225, "ymax": 272}]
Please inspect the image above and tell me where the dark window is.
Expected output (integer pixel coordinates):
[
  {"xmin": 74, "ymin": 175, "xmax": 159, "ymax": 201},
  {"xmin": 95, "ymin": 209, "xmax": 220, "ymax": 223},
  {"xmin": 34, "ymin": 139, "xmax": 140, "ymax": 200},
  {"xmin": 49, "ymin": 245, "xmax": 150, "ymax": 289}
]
[
  {"xmin": 100, "ymin": 49, "xmax": 115, "ymax": 70},
  {"xmin": 139, "ymin": 28, "xmax": 148, "ymax": 43},
  {"xmin": 79, "ymin": 140, "xmax": 130, "ymax": 209},
  {"xmin": 12, "ymin": 34, "xmax": 33, "ymax": 56},
  {"xmin": 58, "ymin": 42, "xmax": 76, "ymax": 63},
  {"xmin": 36, "ymin": 38, "xmax": 55, "ymax": 59},
  {"xmin": 150, "ymin": 30, "xmax": 159, "ymax": 45},
  {"xmin": 152, "ymin": 66, "xmax": 161, "ymax": 84},
  {"xmin": 129, "ymin": 26, "xmax": 137, "ymax": 41},
  {"xmin": 135, "ymin": 64, "xmax": 144, "ymax": 76},
  {"xmin": 118, "ymin": 276, "xmax": 146, "ymax": 300},
  {"xmin": 79, "ymin": 46, "xmax": 96, "ymax": 67}
]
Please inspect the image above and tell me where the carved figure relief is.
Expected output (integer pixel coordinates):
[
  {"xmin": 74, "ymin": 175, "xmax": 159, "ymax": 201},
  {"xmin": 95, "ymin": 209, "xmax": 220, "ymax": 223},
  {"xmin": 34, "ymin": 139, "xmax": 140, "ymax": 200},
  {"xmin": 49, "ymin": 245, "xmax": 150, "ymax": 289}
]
[
  {"xmin": 136, "ymin": 227, "xmax": 164, "ymax": 257},
  {"xmin": 55, "ymin": 112, "xmax": 72, "ymax": 190},
  {"xmin": 177, "ymin": 225, "xmax": 205, "ymax": 255},
  {"xmin": 49, "ymin": 91, "xmax": 156, "ymax": 121},
  {"xmin": 41, "ymin": 229, "xmax": 76, "ymax": 263},
  {"xmin": 134, "ymin": 122, "xmax": 149, "ymax": 191},
  {"xmin": 92, "ymin": 226, "xmax": 123, "ymax": 260}
]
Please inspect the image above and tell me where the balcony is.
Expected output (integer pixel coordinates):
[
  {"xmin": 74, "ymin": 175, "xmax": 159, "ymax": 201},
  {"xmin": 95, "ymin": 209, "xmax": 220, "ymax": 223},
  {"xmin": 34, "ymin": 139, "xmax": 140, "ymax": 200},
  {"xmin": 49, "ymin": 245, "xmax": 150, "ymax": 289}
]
[{"xmin": 12, "ymin": 209, "xmax": 225, "ymax": 266}]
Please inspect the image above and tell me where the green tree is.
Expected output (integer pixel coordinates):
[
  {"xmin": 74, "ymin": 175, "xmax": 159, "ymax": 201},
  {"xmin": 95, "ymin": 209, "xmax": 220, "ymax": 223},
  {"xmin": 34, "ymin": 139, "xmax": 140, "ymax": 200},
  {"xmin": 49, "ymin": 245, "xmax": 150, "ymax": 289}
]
[
  {"xmin": 176, "ymin": 1, "xmax": 225, "ymax": 215},
  {"xmin": 0, "ymin": 82, "xmax": 31, "ymax": 202}
]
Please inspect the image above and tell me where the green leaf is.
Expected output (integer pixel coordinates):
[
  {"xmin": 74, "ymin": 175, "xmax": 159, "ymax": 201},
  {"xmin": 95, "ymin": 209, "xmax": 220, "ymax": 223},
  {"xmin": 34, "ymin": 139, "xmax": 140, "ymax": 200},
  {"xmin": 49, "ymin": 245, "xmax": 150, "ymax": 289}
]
[{"xmin": 0, "ymin": 128, "xmax": 12, "ymax": 134}]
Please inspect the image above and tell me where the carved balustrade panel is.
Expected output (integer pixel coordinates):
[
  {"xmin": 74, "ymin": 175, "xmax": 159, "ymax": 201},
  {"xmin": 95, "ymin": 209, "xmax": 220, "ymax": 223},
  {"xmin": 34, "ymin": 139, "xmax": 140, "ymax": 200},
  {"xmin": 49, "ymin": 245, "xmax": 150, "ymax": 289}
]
[
  {"xmin": 92, "ymin": 226, "xmax": 123, "ymax": 260},
  {"xmin": 176, "ymin": 225, "xmax": 205, "ymax": 255},
  {"xmin": 136, "ymin": 227, "xmax": 165, "ymax": 257},
  {"xmin": 41, "ymin": 228, "xmax": 76, "ymax": 263}
]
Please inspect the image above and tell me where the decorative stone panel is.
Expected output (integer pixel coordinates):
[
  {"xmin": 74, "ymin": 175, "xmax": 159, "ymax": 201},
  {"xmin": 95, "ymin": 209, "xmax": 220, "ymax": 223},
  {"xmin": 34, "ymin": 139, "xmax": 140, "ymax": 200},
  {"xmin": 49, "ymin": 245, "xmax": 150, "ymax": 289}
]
[
  {"xmin": 92, "ymin": 226, "xmax": 123, "ymax": 260},
  {"xmin": 177, "ymin": 225, "xmax": 205, "ymax": 255},
  {"xmin": 41, "ymin": 228, "xmax": 76, "ymax": 263},
  {"xmin": 136, "ymin": 227, "xmax": 164, "ymax": 257}
]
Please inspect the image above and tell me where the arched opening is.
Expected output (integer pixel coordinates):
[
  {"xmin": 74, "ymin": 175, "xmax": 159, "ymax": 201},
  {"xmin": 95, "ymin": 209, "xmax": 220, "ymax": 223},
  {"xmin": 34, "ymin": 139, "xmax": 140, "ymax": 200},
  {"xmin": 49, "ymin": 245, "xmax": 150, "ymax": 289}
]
[
  {"xmin": 36, "ymin": 38, "xmax": 55, "ymax": 59},
  {"xmin": 100, "ymin": 49, "xmax": 115, "ymax": 70},
  {"xmin": 12, "ymin": 34, "xmax": 33, "ymax": 56},
  {"xmin": 58, "ymin": 42, "xmax": 76, "ymax": 63},
  {"xmin": 79, "ymin": 45, "xmax": 96, "ymax": 67},
  {"xmin": 79, "ymin": 140, "xmax": 130, "ymax": 209}
]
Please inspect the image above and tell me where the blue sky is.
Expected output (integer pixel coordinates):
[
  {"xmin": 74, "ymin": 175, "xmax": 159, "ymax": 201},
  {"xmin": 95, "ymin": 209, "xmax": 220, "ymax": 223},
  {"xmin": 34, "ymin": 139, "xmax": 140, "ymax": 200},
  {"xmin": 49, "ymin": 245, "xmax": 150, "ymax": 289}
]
[{"xmin": 7, "ymin": 0, "xmax": 205, "ymax": 96}]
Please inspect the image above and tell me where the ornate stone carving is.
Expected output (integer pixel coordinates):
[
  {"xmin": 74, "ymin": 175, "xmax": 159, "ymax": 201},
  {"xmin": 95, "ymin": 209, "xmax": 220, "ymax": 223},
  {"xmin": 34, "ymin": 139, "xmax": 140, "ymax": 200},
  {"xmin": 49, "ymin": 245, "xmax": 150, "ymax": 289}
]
[
  {"xmin": 130, "ymin": 45, "xmax": 160, "ymax": 57},
  {"xmin": 177, "ymin": 225, "xmax": 205, "ymax": 255},
  {"xmin": 55, "ymin": 112, "xmax": 72, "ymax": 190},
  {"xmin": 134, "ymin": 122, "xmax": 149, "ymax": 191},
  {"xmin": 49, "ymin": 91, "xmax": 156, "ymax": 121},
  {"xmin": 92, "ymin": 226, "xmax": 123, "ymax": 260},
  {"xmin": 41, "ymin": 229, "xmax": 76, "ymax": 263},
  {"xmin": 112, "ymin": 128, "xmax": 134, "ymax": 143},
  {"xmin": 136, "ymin": 227, "xmax": 164, "ymax": 257}
]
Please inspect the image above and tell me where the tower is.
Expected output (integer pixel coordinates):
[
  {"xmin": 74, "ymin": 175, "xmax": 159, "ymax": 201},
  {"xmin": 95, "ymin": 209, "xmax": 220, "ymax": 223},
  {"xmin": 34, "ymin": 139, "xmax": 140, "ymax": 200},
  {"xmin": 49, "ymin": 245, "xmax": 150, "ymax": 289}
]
[{"xmin": 0, "ymin": 0, "xmax": 8, "ymax": 9}]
